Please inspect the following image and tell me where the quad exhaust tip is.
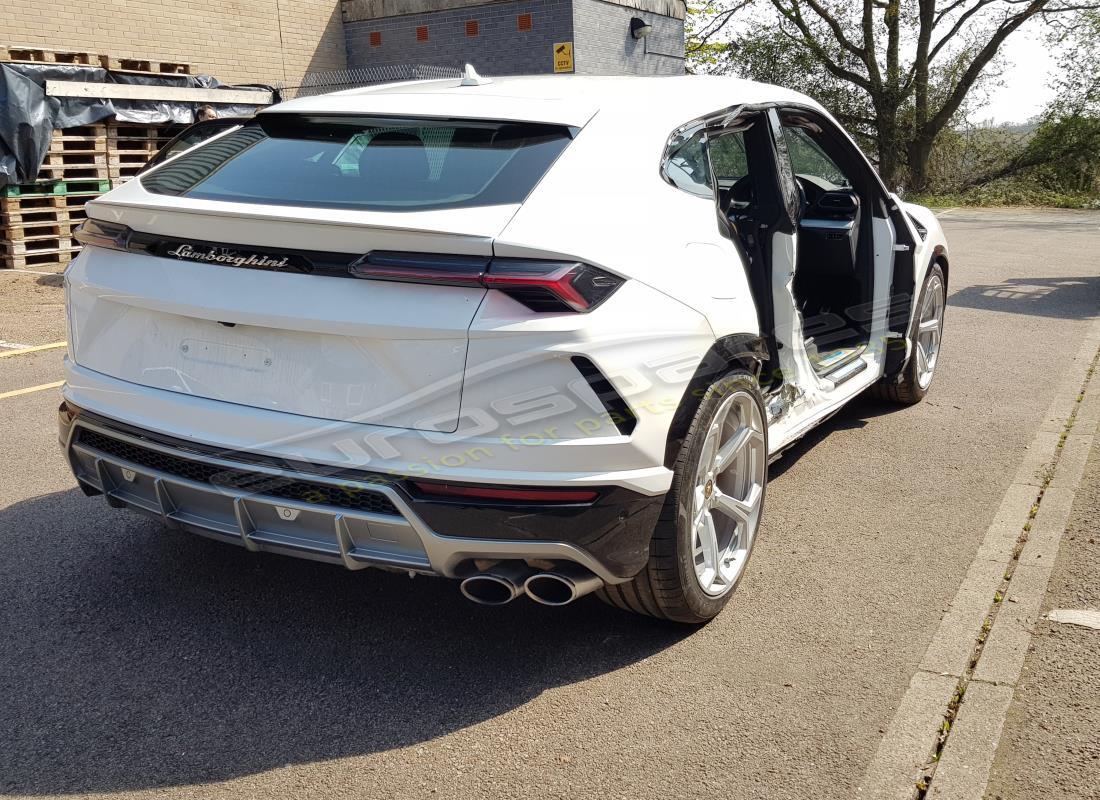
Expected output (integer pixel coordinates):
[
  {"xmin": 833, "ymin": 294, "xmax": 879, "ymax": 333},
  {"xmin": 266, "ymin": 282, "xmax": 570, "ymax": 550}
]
[
  {"xmin": 459, "ymin": 562, "xmax": 604, "ymax": 606},
  {"xmin": 460, "ymin": 573, "xmax": 523, "ymax": 605},
  {"xmin": 524, "ymin": 564, "xmax": 603, "ymax": 607},
  {"xmin": 459, "ymin": 561, "xmax": 532, "ymax": 606}
]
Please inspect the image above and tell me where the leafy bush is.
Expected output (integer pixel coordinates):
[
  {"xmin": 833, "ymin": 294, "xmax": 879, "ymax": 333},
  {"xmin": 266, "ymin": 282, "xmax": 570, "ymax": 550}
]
[{"xmin": 910, "ymin": 181, "xmax": 1100, "ymax": 209}]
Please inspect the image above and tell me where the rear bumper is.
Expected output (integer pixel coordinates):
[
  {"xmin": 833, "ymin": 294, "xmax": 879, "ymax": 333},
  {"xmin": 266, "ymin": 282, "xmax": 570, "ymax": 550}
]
[
  {"xmin": 61, "ymin": 359, "xmax": 675, "ymax": 496},
  {"xmin": 60, "ymin": 403, "xmax": 663, "ymax": 581}
]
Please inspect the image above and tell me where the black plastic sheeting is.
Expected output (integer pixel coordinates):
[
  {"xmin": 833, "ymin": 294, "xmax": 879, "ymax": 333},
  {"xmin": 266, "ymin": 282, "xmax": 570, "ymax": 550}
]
[{"xmin": 0, "ymin": 63, "xmax": 271, "ymax": 186}]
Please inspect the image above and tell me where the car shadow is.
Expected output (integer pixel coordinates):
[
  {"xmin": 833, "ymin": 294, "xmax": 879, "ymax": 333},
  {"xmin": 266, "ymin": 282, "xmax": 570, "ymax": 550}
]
[
  {"xmin": 767, "ymin": 393, "xmax": 898, "ymax": 481},
  {"xmin": 948, "ymin": 275, "xmax": 1100, "ymax": 320},
  {"xmin": 0, "ymin": 488, "xmax": 690, "ymax": 796}
]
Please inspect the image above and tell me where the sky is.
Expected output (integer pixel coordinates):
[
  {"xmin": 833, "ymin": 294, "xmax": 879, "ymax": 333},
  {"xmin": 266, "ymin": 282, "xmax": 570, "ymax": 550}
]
[{"xmin": 976, "ymin": 26, "xmax": 1057, "ymax": 124}]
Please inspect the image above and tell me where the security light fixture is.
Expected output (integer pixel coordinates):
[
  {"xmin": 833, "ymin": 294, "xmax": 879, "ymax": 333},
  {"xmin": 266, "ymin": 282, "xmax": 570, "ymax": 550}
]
[{"xmin": 630, "ymin": 17, "xmax": 652, "ymax": 39}]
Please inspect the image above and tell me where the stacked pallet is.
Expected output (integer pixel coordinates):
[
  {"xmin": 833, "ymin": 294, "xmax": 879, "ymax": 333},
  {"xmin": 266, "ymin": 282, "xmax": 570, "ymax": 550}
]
[
  {"xmin": 0, "ymin": 45, "xmax": 191, "ymax": 75},
  {"xmin": 1, "ymin": 122, "xmax": 176, "ymax": 270},
  {"xmin": 107, "ymin": 124, "xmax": 175, "ymax": 183},
  {"xmin": 36, "ymin": 125, "xmax": 109, "ymax": 183},
  {"xmin": 0, "ymin": 186, "xmax": 97, "ymax": 270},
  {"xmin": 1, "ymin": 47, "xmax": 193, "ymax": 269}
]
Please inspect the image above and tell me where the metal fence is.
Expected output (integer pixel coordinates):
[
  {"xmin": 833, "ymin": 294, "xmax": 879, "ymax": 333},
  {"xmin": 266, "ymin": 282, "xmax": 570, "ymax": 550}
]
[{"xmin": 274, "ymin": 65, "xmax": 463, "ymax": 101}]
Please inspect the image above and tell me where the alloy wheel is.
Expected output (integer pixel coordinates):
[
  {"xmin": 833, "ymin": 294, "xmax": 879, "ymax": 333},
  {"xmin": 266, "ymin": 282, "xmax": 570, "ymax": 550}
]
[
  {"xmin": 690, "ymin": 389, "xmax": 767, "ymax": 597},
  {"xmin": 916, "ymin": 274, "xmax": 945, "ymax": 389}
]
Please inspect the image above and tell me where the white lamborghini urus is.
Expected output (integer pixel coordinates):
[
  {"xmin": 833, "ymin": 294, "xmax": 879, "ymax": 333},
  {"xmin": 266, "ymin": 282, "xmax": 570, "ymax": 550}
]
[{"xmin": 62, "ymin": 72, "xmax": 948, "ymax": 623}]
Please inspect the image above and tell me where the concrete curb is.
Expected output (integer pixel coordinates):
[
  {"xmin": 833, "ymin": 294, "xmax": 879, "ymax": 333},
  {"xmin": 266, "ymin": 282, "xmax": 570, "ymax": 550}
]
[
  {"xmin": 858, "ymin": 321, "xmax": 1100, "ymax": 800},
  {"xmin": 925, "ymin": 682, "xmax": 1014, "ymax": 799}
]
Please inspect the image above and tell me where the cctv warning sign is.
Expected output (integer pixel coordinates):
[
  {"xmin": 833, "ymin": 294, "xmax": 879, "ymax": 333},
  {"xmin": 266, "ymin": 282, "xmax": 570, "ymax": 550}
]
[{"xmin": 553, "ymin": 41, "xmax": 574, "ymax": 73}]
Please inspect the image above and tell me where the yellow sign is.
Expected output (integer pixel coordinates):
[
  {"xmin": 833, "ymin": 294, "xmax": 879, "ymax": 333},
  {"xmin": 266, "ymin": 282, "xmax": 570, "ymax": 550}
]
[{"xmin": 553, "ymin": 41, "xmax": 574, "ymax": 73}]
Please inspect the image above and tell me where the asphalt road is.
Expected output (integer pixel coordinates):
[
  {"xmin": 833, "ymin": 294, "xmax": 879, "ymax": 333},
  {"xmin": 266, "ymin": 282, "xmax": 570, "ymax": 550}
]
[{"xmin": 1, "ymin": 208, "xmax": 1098, "ymax": 800}]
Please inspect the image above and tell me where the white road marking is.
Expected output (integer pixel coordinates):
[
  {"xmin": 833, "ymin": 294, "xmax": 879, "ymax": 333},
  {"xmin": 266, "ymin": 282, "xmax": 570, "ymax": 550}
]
[
  {"xmin": 0, "ymin": 339, "xmax": 35, "ymax": 350},
  {"xmin": 1046, "ymin": 609, "xmax": 1100, "ymax": 630},
  {"xmin": 0, "ymin": 341, "xmax": 68, "ymax": 358},
  {"xmin": 935, "ymin": 207, "xmax": 958, "ymax": 217},
  {"xmin": 0, "ymin": 380, "xmax": 65, "ymax": 400}
]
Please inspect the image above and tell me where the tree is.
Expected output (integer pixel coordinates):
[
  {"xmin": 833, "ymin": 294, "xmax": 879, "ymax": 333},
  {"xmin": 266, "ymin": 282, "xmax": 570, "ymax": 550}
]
[{"xmin": 688, "ymin": 0, "xmax": 1100, "ymax": 190}]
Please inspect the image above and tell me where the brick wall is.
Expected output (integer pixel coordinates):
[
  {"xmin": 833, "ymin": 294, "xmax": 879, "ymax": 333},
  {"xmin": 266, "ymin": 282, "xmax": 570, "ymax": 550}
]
[
  {"xmin": 345, "ymin": 0, "xmax": 573, "ymax": 75},
  {"xmin": 343, "ymin": 0, "xmax": 682, "ymax": 78},
  {"xmin": 572, "ymin": 0, "xmax": 684, "ymax": 76},
  {"xmin": 0, "ymin": 0, "xmax": 346, "ymax": 86}
]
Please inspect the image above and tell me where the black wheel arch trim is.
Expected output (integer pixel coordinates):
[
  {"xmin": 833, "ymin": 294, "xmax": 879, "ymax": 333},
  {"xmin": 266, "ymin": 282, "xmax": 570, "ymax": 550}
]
[
  {"xmin": 883, "ymin": 248, "xmax": 948, "ymax": 383},
  {"xmin": 663, "ymin": 333, "xmax": 768, "ymax": 469}
]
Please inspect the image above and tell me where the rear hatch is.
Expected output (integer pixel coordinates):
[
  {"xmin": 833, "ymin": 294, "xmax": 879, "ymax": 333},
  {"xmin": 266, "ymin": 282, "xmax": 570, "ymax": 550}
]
[{"xmin": 68, "ymin": 114, "xmax": 574, "ymax": 432}]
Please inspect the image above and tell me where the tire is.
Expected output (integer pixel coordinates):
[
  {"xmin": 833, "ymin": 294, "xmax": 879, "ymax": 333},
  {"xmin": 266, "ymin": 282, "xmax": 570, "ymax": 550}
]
[
  {"xmin": 870, "ymin": 262, "xmax": 946, "ymax": 405},
  {"xmin": 598, "ymin": 369, "xmax": 768, "ymax": 624}
]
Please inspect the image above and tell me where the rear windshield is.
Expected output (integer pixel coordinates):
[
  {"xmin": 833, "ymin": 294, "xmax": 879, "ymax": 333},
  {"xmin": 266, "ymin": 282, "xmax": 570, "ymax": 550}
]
[{"xmin": 140, "ymin": 115, "xmax": 574, "ymax": 211}]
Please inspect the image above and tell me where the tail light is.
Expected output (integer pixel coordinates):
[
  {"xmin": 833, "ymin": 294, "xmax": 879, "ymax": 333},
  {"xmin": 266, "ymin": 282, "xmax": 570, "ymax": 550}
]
[
  {"xmin": 352, "ymin": 251, "xmax": 624, "ymax": 313},
  {"xmin": 482, "ymin": 260, "xmax": 622, "ymax": 312},
  {"xmin": 349, "ymin": 251, "xmax": 488, "ymax": 287}
]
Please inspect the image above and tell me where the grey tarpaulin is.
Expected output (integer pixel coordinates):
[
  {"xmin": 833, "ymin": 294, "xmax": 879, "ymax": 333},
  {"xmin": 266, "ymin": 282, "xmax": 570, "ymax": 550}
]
[{"xmin": 0, "ymin": 63, "xmax": 271, "ymax": 186}]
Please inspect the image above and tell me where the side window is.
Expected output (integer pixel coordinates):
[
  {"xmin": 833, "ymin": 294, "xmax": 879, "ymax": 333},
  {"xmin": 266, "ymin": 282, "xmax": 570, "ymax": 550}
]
[
  {"xmin": 662, "ymin": 131, "xmax": 713, "ymax": 198},
  {"xmin": 708, "ymin": 132, "xmax": 749, "ymax": 183},
  {"xmin": 782, "ymin": 125, "xmax": 851, "ymax": 188}
]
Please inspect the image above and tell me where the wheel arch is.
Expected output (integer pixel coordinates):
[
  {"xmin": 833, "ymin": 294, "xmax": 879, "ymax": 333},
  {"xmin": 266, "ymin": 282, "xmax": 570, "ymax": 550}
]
[
  {"xmin": 934, "ymin": 246, "xmax": 949, "ymax": 288},
  {"xmin": 883, "ymin": 247, "xmax": 947, "ymax": 383},
  {"xmin": 663, "ymin": 333, "xmax": 768, "ymax": 469}
]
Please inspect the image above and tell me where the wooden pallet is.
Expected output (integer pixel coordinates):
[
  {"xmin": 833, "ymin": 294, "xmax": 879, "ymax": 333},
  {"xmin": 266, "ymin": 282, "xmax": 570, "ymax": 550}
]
[
  {"xmin": 2, "ymin": 206, "xmax": 77, "ymax": 226},
  {"xmin": 0, "ymin": 180, "xmax": 111, "ymax": 198},
  {"xmin": 0, "ymin": 234, "xmax": 75, "ymax": 256},
  {"xmin": 33, "ymin": 164, "xmax": 111, "ymax": 182},
  {"xmin": 3, "ymin": 221, "xmax": 71, "ymax": 241},
  {"xmin": 48, "ymin": 127, "xmax": 109, "ymax": 154},
  {"xmin": 0, "ymin": 193, "xmax": 94, "ymax": 226},
  {"xmin": 44, "ymin": 151, "xmax": 108, "ymax": 166},
  {"xmin": 0, "ymin": 194, "xmax": 65, "ymax": 214},
  {"xmin": 0, "ymin": 192, "xmax": 96, "ymax": 211},
  {"xmin": 1, "ymin": 47, "xmax": 191, "ymax": 75},
  {"xmin": 0, "ymin": 46, "xmax": 98, "ymax": 66},
  {"xmin": 107, "ymin": 125, "xmax": 174, "ymax": 154},
  {"xmin": 100, "ymin": 56, "xmax": 191, "ymax": 74},
  {"xmin": 0, "ymin": 246, "xmax": 79, "ymax": 271},
  {"xmin": 109, "ymin": 170, "xmax": 143, "ymax": 185}
]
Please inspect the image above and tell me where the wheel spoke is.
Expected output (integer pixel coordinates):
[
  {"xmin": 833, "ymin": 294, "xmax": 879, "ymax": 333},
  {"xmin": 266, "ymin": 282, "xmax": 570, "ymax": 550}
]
[
  {"xmin": 699, "ymin": 424, "xmax": 721, "ymax": 477},
  {"xmin": 715, "ymin": 424, "xmax": 757, "ymax": 473},
  {"xmin": 919, "ymin": 316, "xmax": 940, "ymax": 333},
  {"xmin": 915, "ymin": 341, "xmax": 929, "ymax": 375},
  {"xmin": 712, "ymin": 484, "xmax": 760, "ymax": 526},
  {"xmin": 694, "ymin": 484, "xmax": 707, "ymax": 515},
  {"xmin": 696, "ymin": 510, "xmax": 720, "ymax": 575},
  {"xmin": 712, "ymin": 395, "xmax": 733, "ymax": 435}
]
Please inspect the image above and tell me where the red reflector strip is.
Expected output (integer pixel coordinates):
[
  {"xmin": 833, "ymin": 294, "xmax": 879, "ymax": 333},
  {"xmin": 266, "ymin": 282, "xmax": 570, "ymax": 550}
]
[
  {"xmin": 349, "ymin": 252, "xmax": 624, "ymax": 313},
  {"xmin": 411, "ymin": 481, "xmax": 598, "ymax": 503},
  {"xmin": 350, "ymin": 264, "xmax": 484, "ymax": 286},
  {"xmin": 351, "ymin": 251, "xmax": 487, "ymax": 286},
  {"xmin": 482, "ymin": 263, "xmax": 591, "ymax": 311}
]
